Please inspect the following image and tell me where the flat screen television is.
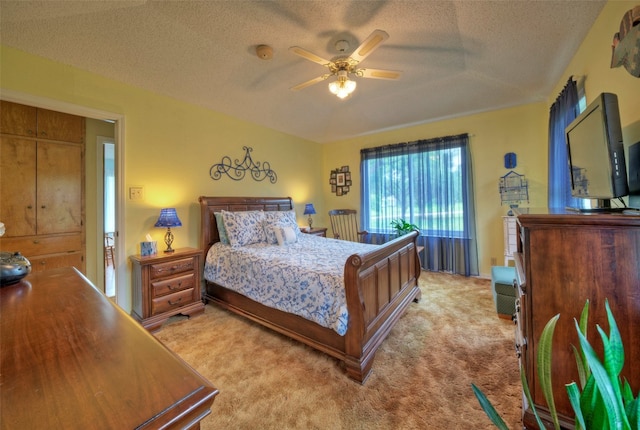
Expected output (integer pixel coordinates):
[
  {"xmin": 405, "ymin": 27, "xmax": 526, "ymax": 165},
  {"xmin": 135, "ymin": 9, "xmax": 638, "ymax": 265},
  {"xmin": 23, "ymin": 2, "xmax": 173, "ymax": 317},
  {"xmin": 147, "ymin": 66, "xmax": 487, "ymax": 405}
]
[
  {"xmin": 628, "ymin": 141, "xmax": 640, "ymax": 211},
  {"xmin": 565, "ymin": 92, "xmax": 628, "ymax": 211}
]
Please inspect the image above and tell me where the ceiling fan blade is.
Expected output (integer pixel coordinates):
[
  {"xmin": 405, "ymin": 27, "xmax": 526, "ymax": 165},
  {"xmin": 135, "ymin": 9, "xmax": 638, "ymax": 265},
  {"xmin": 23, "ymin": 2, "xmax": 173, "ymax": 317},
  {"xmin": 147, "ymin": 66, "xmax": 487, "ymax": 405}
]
[
  {"xmin": 290, "ymin": 75, "xmax": 329, "ymax": 91},
  {"xmin": 289, "ymin": 46, "xmax": 333, "ymax": 67},
  {"xmin": 350, "ymin": 29, "xmax": 389, "ymax": 63},
  {"xmin": 358, "ymin": 68, "xmax": 402, "ymax": 80}
]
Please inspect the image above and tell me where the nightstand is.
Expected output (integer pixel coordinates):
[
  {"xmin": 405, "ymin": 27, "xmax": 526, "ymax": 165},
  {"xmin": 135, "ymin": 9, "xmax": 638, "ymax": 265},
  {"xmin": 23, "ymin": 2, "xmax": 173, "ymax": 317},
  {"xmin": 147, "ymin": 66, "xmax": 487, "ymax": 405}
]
[
  {"xmin": 130, "ymin": 247, "xmax": 205, "ymax": 332},
  {"xmin": 301, "ymin": 227, "xmax": 327, "ymax": 237}
]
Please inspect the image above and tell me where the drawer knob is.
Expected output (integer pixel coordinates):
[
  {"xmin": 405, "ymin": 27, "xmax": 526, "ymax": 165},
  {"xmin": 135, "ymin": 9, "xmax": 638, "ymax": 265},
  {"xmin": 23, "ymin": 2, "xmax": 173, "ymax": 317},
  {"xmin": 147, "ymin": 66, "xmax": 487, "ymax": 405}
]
[
  {"xmin": 168, "ymin": 297, "xmax": 183, "ymax": 306},
  {"xmin": 168, "ymin": 282, "xmax": 182, "ymax": 291}
]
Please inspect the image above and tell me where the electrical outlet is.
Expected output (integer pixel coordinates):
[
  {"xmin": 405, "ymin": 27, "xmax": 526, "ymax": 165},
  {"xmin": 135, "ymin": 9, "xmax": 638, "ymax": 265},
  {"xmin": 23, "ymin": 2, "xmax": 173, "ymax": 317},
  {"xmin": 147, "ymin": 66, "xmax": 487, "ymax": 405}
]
[{"xmin": 129, "ymin": 186, "xmax": 144, "ymax": 201}]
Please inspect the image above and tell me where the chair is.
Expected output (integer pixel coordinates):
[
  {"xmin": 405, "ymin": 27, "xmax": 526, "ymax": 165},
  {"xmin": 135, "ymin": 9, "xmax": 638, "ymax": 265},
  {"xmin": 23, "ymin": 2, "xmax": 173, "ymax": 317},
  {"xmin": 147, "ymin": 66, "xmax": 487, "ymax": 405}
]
[
  {"xmin": 104, "ymin": 233, "xmax": 115, "ymax": 267},
  {"xmin": 328, "ymin": 209, "xmax": 368, "ymax": 243}
]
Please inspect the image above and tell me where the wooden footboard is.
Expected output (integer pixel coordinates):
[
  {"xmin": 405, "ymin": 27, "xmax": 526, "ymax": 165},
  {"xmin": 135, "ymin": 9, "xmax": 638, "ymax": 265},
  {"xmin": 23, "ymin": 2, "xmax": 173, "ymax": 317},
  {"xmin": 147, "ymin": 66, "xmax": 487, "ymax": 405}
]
[
  {"xmin": 342, "ymin": 230, "xmax": 422, "ymax": 382},
  {"xmin": 198, "ymin": 196, "xmax": 421, "ymax": 383}
]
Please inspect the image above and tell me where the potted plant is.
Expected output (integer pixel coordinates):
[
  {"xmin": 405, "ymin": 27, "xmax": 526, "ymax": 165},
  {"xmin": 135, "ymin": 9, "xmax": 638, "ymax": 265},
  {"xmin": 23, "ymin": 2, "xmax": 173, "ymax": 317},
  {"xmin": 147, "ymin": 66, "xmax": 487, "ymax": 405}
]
[
  {"xmin": 390, "ymin": 219, "xmax": 419, "ymax": 237},
  {"xmin": 472, "ymin": 299, "xmax": 639, "ymax": 430}
]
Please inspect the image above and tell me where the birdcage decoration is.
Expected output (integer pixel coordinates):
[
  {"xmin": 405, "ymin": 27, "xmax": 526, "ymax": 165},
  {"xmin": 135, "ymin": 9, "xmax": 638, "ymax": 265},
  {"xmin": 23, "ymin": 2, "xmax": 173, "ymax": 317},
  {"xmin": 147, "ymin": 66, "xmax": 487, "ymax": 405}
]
[{"xmin": 499, "ymin": 171, "xmax": 529, "ymax": 206}]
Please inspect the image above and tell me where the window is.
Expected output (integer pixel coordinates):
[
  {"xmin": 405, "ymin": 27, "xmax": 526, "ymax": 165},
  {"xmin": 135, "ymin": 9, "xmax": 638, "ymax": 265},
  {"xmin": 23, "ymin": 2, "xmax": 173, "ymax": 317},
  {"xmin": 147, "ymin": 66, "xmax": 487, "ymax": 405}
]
[{"xmin": 361, "ymin": 133, "xmax": 478, "ymax": 276}]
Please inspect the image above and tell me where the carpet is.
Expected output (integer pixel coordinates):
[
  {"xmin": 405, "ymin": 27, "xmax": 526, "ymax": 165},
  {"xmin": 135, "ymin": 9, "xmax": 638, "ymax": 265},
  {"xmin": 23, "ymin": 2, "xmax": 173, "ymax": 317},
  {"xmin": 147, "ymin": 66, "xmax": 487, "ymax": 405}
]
[{"xmin": 154, "ymin": 271, "xmax": 522, "ymax": 429}]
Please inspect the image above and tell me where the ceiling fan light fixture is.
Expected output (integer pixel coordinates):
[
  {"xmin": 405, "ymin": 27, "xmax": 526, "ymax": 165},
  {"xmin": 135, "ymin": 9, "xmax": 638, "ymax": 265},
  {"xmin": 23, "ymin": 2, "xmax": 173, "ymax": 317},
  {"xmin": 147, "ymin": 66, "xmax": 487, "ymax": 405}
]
[{"xmin": 328, "ymin": 70, "xmax": 356, "ymax": 99}]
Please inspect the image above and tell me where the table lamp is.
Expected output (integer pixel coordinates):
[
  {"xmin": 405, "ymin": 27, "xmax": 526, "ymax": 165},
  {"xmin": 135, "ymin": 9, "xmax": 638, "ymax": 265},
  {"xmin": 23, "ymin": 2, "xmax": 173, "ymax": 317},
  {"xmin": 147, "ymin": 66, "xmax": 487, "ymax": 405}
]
[
  {"xmin": 154, "ymin": 208, "xmax": 182, "ymax": 253},
  {"xmin": 303, "ymin": 203, "xmax": 316, "ymax": 229}
]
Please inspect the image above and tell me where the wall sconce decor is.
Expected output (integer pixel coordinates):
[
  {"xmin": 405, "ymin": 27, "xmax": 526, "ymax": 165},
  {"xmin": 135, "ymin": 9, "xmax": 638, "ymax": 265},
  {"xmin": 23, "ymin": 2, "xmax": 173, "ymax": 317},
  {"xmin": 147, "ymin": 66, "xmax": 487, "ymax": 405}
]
[
  {"xmin": 303, "ymin": 203, "xmax": 316, "ymax": 228},
  {"xmin": 329, "ymin": 166, "xmax": 351, "ymax": 196},
  {"xmin": 610, "ymin": 6, "xmax": 640, "ymax": 78},
  {"xmin": 209, "ymin": 146, "xmax": 277, "ymax": 183},
  {"xmin": 154, "ymin": 208, "xmax": 182, "ymax": 253}
]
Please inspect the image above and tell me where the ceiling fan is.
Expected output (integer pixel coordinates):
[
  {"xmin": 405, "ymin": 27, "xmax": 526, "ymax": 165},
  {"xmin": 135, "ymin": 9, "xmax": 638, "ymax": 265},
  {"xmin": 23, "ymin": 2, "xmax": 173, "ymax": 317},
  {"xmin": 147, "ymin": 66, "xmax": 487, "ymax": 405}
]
[{"xmin": 289, "ymin": 29, "xmax": 401, "ymax": 99}]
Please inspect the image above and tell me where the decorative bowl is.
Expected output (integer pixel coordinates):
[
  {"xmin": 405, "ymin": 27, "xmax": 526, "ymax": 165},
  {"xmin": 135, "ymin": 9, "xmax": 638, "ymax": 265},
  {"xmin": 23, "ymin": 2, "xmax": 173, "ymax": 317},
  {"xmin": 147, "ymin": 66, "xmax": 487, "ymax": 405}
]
[{"xmin": 0, "ymin": 251, "xmax": 32, "ymax": 286}]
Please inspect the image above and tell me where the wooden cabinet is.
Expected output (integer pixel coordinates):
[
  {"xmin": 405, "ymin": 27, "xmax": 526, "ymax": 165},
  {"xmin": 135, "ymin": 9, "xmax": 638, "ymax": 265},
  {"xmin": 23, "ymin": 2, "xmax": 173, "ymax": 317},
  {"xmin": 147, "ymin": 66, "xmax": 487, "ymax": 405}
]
[
  {"xmin": 1, "ymin": 267, "xmax": 218, "ymax": 428},
  {"xmin": 513, "ymin": 208, "xmax": 640, "ymax": 429},
  {"xmin": 0, "ymin": 101, "xmax": 85, "ymax": 273},
  {"xmin": 0, "ymin": 100, "xmax": 84, "ymax": 143},
  {"xmin": 130, "ymin": 247, "xmax": 205, "ymax": 332},
  {"xmin": 301, "ymin": 227, "xmax": 327, "ymax": 237}
]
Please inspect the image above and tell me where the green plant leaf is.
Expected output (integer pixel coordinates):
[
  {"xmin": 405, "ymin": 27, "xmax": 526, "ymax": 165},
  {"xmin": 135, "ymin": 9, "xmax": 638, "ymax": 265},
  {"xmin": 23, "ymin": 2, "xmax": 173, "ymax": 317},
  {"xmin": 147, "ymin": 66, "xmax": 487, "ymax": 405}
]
[
  {"xmin": 576, "ymin": 301, "xmax": 591, "ymax": 387},
  {"xmin": 567, "ymin": 382, "xmax": 587, "ymax": 430},
  {"xmin": 471, "ymin": 383, "xmax": 510, "ymax": 430},
  {"xmin": 520, "ymin": 365, "xmax": 548, "ymax": 430},
  {"xmin": 576, "ymin": 320, "xmax": 628, "ymax": 430},
  {"xmin": 538, "ymin": 313, "xmax": 561, "ymax": 430}
]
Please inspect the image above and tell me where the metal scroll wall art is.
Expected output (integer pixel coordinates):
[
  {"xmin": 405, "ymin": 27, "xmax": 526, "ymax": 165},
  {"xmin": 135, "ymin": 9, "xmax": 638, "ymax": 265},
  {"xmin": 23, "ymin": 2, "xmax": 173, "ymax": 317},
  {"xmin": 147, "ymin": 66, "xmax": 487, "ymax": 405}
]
[{"xmin": 209, "ymin": 146, "xmax": 277, "ymax": 183}]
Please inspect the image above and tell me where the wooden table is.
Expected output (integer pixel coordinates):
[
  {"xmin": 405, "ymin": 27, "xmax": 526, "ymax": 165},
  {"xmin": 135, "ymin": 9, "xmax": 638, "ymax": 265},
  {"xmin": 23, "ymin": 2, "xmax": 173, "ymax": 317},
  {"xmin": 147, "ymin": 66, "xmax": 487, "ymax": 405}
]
[{"xmin": 0, "ymin": 267, "xmax": 218, "ymax": 429}]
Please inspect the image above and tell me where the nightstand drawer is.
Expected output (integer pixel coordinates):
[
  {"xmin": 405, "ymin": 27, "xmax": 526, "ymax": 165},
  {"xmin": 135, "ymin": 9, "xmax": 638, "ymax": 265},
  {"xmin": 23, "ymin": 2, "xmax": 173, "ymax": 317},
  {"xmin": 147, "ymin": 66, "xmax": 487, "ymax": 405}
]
[
  {"xmin": 151, "ymin": 273, "xmax": 195, "ymax": 297},
  {"xmin": 149, "ymin": 257, "xmax": 196, "ymax": 280},
  {"xmin": 152, "ymin": 288, "xmax": 195, "ymax": 315}
]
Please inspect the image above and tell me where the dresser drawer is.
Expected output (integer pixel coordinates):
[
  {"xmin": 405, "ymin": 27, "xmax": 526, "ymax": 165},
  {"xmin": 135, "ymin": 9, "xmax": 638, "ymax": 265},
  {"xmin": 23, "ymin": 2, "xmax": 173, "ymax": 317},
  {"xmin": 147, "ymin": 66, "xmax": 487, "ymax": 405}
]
[
  {"xmin": 0, "ymin": 234, "xmax": 82, "ymax": 256},
  {"xmin": 151, "ymin": 288, "xmax": 195, "ymax": 316},
  {"xmin": 149, "ymin": 257, "xmax": 196, "ymax": 280},
  {"xmin": 151, "ymin": 273, "xmax": 195, "ymax": 298}
]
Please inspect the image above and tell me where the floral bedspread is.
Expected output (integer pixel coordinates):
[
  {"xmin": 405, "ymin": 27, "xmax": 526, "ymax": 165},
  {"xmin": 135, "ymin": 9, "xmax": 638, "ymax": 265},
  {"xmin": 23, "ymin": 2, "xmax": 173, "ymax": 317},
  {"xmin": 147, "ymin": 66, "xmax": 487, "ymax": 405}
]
[{"xmin": 204, "ymin": 234, "xmax": 377, "ymax": 335}]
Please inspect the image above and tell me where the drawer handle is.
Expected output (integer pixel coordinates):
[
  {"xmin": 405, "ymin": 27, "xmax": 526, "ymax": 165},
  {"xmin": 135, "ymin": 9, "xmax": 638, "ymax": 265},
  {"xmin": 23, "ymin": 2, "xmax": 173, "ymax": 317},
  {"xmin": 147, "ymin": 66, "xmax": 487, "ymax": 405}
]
[
  {"xmin": 33, "ymin": 240, "xmax": 40, "ymax": 244},
  {"xmin": 167, "ymin": 282, "xmax": 182, "ymax": 290},
  {"xmin": 168, "ymin": 297, "xmax": 183, "ymax": 306}
]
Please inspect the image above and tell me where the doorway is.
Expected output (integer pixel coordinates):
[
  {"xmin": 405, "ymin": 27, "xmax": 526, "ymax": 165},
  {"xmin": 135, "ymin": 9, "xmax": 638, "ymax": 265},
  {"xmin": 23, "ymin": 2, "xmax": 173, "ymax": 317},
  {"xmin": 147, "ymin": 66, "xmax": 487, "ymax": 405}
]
[{"xmin": 98, "ymin": 138, "xmax": 116, "ymax": 298}]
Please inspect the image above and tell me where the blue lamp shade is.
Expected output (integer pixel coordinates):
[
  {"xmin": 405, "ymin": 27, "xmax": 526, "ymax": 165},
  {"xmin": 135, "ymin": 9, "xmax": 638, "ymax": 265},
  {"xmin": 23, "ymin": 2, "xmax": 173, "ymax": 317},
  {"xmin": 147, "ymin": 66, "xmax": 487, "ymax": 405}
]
[
  {"xmin": 155, "ymin": 208, "xmax": 182, "ymax": 253},
  {"xmin": 154, "ymin": 208, "xmax": 182, "ymax": 228},
  {"xmin": 303, "ymin": 203, "xmax": 316, "ymax": 229},
  {"xmin": 303, "ymin": 204, "xmax": 316, "ymax": 215}
]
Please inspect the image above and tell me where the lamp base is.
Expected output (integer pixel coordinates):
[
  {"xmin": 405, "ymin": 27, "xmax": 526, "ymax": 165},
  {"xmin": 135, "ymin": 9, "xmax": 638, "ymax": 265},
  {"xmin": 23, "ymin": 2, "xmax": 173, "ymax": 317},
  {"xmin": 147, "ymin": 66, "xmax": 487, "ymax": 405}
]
[
  {"xmin": 164, "ymin": 228, "xmax": 175, "ymax": 253},
  {"xmin": 307, "ymin": 215, "xmax": 313, "ymax": 229}
]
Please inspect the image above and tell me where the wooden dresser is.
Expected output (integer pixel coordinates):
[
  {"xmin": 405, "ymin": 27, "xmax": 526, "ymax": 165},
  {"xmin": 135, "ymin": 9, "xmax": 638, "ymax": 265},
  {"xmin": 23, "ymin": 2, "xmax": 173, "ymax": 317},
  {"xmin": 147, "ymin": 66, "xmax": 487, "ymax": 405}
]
[
  {"xmin": 0, "ymin": 267, "xmax": 218, "ymax": 429},
  {"xmin": 130, "ymin": 247, "xmax": 205, "ymax": 331},
  {"xmin": 512, "ymin": 208, "xmax": 640, "ymax": 429}
]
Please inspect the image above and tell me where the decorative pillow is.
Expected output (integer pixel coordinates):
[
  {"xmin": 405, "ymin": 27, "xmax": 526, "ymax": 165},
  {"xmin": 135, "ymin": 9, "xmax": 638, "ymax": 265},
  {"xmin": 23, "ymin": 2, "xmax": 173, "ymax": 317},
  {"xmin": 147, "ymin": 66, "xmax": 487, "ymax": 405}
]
[
  {"xmin": 263, "ymin": 210, "xmax": 300, "ymax": 239},
  {"xmin": 264, "ymin": 221, "xmax": 288, "ymax": 245},
  {"xmin": 214, "ymin": 212, "xmax": 230, "ymax": 245},
  {"xmin": 222, "ymin": 210, "xmax": 266, "ymax": 247},
  {"xmin": 274, "ymin": 225, "xmax": 298, "ymax": 246}
]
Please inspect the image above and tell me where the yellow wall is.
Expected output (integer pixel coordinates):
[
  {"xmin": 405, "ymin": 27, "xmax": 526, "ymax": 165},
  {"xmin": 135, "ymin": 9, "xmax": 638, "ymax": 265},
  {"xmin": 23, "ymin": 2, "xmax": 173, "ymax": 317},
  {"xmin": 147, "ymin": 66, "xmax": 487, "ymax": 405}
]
[
  {"xmin": 323, "ymin": 103, "xmax": 548, "ymax": 277},
  {"xmin": 1, "ymin": 0, "xmax": 638, "ymax": 308},
  {"xmin": 549, "ymin": 0, "xmax": 640, "ymax": 140},
  {"xmin": 323, "ymin": 0, "xmax": 640, "ymax": 277}
]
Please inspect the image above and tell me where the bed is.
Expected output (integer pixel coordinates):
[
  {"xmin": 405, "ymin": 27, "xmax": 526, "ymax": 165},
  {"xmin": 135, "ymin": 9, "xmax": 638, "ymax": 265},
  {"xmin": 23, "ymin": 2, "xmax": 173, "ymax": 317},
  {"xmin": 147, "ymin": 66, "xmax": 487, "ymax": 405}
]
[{"xmin": 199, "ymin": 196, "xmax": 422, "ymax": 383}]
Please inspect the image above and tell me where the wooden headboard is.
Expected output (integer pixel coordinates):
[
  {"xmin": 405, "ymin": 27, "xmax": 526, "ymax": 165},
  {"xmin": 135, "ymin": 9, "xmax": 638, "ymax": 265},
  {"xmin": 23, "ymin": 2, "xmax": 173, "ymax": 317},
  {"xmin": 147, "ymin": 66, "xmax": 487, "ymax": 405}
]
[{"xmin": 198, "ymin": 196, "xmax": 294, "ymax": 254}]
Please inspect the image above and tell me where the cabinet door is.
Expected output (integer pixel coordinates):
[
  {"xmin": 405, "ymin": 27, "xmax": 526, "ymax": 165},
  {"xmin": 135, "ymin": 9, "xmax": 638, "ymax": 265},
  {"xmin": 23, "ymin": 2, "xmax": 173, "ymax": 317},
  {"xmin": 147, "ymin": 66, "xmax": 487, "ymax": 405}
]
[
  {"xmin": 0, "ymin": 137, "xmax": 37, "ymax": 236},
  {"xmin": 36, "ymin": 142, "xmax": 83, "ymax": 235},
  {"xmin": 36, "ymin": 108, "xmax": 85, "ymax": 143},
  {"xmin": 0, "ymin": 101, "xmax": 37, "ymax": 138}
]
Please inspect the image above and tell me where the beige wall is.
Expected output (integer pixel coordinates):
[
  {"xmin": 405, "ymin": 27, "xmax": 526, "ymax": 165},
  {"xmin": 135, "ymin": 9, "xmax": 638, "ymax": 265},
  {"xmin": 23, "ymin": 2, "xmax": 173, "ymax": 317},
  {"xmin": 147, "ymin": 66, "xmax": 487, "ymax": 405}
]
[{"xmin": 1, "ymin": 0, "xmax": 638, "ymax": 309}]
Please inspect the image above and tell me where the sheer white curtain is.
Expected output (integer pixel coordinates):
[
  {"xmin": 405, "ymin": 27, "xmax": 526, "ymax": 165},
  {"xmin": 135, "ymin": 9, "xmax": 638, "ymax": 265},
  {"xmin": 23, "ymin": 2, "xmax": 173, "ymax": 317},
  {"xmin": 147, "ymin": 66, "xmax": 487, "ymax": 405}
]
[{"xmin": 361, "ymin": 133, "xmax": 478, "ymax": 276}]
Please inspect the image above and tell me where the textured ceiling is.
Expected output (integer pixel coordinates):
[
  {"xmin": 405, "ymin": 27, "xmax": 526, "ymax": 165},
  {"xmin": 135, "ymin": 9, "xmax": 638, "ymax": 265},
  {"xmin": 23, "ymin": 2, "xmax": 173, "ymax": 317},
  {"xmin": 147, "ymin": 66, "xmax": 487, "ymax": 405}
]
[{"xmin": 0, "ymin": 1, "xmax": 606, "ymax": 143}]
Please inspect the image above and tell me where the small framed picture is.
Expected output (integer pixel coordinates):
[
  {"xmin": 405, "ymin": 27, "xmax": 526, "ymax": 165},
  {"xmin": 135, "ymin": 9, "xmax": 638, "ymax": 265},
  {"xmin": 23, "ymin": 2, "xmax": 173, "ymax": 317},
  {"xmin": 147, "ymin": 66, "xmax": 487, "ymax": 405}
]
[
  {"xmin": 341, "ymin": 165, "xmax": 349, "ymax": 172},
  {"xmin": 343, "ymin": 185, "xmax": 350, "ymax": 193},
  {"xmin": 336, "ymin": 173, "xmax": 346, "ymax": 186},
  {"xmin": 331, "ymin": 184, "xmax": 336, "ymax": 192},
  {"xmin": 346, "ymin": 180, "xmax": 352, "ymax": 186},
  {"xmin": 345, "ymin": 172, "xmax": 351, "ymax": 181},
  {"xmin": 337, "ymin": 186, "xmax": 344, "ymax": 196}
]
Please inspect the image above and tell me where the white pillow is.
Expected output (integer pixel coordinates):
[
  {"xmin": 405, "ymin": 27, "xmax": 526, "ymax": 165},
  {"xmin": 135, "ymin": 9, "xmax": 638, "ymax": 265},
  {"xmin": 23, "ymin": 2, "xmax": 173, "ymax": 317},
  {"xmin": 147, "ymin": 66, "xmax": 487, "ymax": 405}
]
[
  {"xmin": 274, "ymin": 225, "xmax": 298, "ymax": 246},
  {"xmin": 263, "ymin": 210, "xmax": 300, "ymax": 242},
  {"xmin": 222, "ymin": 210, "xmax": 266, "ymax": 247}
]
